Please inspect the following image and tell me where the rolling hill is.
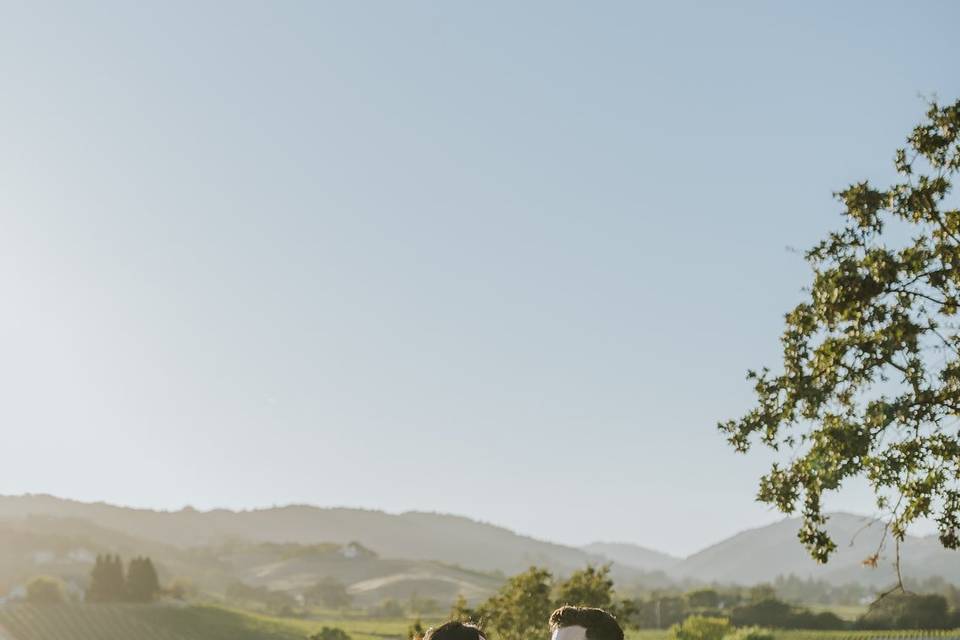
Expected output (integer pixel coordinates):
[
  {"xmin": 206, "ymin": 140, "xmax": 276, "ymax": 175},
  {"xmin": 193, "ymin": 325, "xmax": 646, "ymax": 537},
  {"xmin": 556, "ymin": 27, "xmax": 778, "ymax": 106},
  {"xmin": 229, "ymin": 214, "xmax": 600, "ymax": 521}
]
[
  {"xmin": 597, "ymin": 513, "xmax": 960, "ymax": 587},
  {"xmin": 6, "ymin": 495, "xmax": 960, "ymax": 594},
  {"xmin": 209, "ymin": 541, "xmax": 502, "ymax": 604},
  {"xmin": 0, "ymin": 518, "xmax": 503, "ymax": 605},
  {"xmin": 582, "ymin": 542, "xmax": 680, "ymax": 573},
  {"xmin": 0, "ymin": 516, "xmax": 216, "ymax": 597},
  {"xmin": 0, "ymin": 495, "xmax": 650, "ymax": 586},
  {"xmin": 0, "ymin": 604, "xmax": 308, "ymax": 640}
]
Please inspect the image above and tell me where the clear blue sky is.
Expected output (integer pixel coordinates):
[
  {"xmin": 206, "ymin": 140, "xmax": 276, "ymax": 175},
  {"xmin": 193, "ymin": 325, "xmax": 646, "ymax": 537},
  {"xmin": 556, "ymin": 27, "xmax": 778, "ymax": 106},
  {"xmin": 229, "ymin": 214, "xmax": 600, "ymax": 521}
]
[{"xmin": 2, "ymin": 1, "xmax": 958, "ymax": 557}]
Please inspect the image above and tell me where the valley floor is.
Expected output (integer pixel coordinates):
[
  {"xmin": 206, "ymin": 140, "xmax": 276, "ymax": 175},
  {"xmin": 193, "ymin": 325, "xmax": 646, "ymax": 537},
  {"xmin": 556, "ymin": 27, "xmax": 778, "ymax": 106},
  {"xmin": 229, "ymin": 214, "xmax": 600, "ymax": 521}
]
[
  {"xmin": 3, "ymin": 604, "xmax": 960, "ymax": 640},
  {"xmin": 0, "ymin": 603, "xmax": 416, "ymax": 640}
]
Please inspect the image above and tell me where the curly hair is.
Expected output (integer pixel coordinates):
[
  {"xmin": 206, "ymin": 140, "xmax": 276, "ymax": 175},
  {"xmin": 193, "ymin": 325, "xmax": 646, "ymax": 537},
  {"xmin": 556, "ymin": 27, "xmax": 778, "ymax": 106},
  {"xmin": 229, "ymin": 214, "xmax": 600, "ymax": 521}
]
[
  {"xmin": 549, "ymin": 606, "xmax": 623, "ymax": 640},
  {"xmin": 424, "ymin": 621, "xmax": 486, "ymax": 640}
]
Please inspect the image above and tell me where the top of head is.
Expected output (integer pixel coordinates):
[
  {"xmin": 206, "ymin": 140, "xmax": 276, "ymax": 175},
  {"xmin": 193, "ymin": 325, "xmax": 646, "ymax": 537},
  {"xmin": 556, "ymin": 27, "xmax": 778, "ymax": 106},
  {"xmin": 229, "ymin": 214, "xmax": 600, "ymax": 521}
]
[
  {"xmin": 424, "ymin": 622, "xmax": 486, "ymax": 640},
  {"xmin": 549, "ymin": 606, "xmax": 624, "ymax": 640}
]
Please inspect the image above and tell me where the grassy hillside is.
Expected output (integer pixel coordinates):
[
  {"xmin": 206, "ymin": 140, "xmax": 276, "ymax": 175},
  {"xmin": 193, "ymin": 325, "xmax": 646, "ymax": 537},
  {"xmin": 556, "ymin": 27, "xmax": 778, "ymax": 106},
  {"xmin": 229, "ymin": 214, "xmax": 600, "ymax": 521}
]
[
  {"xmin": 216, "ymin": 541, "xmax": 502, "ymax": 604},
  {"xmin": 230, "ymin": 609, "xmax": 427, "ymax": 640},
  {"xmin": 0, "ymin": 603, "xmax": 417, "ymax": 640},
  {"xmin": 0, "ymin": 604, "xmax": 307, "ymax": 640}
]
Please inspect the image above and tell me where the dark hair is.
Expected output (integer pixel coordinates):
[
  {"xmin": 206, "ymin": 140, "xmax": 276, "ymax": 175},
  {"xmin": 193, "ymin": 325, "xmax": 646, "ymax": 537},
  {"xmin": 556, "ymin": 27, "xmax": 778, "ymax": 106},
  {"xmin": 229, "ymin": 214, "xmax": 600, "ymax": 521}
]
[
  {"xmin": 424, "ymin": 621, "xmax": 486, "ymax": 640},
  {"xmin": 549, "ymin": 606, "xmax": 623, "ymax": 640}
]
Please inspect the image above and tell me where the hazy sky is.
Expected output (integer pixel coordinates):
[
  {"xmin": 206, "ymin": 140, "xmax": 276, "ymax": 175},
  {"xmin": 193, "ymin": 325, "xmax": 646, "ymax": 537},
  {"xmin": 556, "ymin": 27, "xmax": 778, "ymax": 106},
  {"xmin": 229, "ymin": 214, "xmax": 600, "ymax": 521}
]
[{"xmin": 2, "ymin": 1, "xmax": 959, "ymax": 557}]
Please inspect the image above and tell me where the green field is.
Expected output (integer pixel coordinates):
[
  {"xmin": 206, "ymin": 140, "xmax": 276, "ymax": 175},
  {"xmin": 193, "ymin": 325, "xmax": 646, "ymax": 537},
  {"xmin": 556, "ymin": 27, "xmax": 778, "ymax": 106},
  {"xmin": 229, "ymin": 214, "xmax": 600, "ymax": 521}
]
[
  {"xmin": 0, "ymin": 604, "xmax": 416, "ymax": 640},
  {"xmin": 623, "ymin": 630, "xmax": 960, "ymax": 640},
  {"xmin": 775, "ymin": 633, "xmax": 960, "ymax": 640},
  {"xmin": 231, "ymin": 608, "xmax": 427, "ymax": 640},
  {"xmin": 5, "ymin": 605, "xmax": 960, "ymax": 640}
]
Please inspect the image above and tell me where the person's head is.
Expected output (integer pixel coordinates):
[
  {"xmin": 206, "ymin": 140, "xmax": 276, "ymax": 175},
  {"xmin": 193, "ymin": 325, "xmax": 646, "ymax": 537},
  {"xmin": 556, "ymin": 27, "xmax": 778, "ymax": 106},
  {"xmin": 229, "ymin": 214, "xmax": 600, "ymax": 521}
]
[
  {"xmin": 549, "ymin": 606, "xmax": 623, "ymax": 640},
  {"xmin": 424, "ymin": 621, "xmax": 486, "ymax": 640}
]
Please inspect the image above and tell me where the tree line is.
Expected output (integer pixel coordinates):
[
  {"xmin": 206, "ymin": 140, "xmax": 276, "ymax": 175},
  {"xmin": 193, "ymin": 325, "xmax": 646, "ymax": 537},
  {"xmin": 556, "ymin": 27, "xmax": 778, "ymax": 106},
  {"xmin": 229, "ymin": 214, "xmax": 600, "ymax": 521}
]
[
  {"xmin": 444, "ymin": 564, "xmax": 960, "ymax": 636},
  {"xmin": 630, "ymin": 581, "xmax": 960, "ymax": 630},
  {"xmin": 22, "ymin": 554, "xmax": 161, "ymax": 605},
  {"xmin": 86, "ymin": 554, "xmax": 160, "ymax": 603},
  {"xmin": 448, "ymin": 565, "xmax": 635, "ymax": 640}
]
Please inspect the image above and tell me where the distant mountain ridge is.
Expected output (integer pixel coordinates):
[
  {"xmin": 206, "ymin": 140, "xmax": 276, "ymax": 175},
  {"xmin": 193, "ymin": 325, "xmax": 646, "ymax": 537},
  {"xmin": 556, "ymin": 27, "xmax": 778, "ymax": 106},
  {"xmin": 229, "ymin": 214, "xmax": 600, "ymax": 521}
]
[
  {"xmin": 4, "ymin": 495, "xmax": 960, "ymax": 589},
  {"xmin": 582, "ymin": 542, "xmax": 680, "ymax": 573},
  {"xmin": 0, "ymin": 495, "xmax": 641, "ymax": 581},
  {"xmin": 592, "ymin": 513, "xmax": 960, "ymax": 587}
]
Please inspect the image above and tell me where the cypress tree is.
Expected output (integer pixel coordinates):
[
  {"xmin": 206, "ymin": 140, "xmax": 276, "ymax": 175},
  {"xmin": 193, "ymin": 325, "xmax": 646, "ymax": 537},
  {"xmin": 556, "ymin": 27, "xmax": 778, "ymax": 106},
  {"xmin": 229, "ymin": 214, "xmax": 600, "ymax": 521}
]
[
  {"xmin": 86, "ymin": 554, "xmax": 106, "ymax": 602},
  {"xmin": 143, "ymin": 557, "xmax": 160, "ymax": 599},
  {"xmin": 126, "ymin": 556, "xmax": 161, "ymax": 602},
  {"xmin": 107, "ymin": 555, "xmax": 125, "ymax": 601}
]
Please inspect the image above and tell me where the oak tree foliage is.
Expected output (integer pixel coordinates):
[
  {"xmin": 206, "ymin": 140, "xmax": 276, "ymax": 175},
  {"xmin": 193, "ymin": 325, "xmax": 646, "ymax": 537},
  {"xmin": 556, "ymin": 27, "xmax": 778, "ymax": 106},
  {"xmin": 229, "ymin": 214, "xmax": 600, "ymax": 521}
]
[
  {"xmin": 720, "ymin": 99, "xmax": 960, "ymax": 563},
  {"xmin": 457, "ymin": 565, "xmax": 629, "ymax": 640}
]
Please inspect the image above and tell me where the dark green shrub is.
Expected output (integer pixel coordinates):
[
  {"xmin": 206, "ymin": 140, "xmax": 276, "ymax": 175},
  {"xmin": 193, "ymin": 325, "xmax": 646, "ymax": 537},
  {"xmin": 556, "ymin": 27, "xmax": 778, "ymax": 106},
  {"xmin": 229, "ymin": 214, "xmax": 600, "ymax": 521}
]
[{"xmin": 669, "ymin": 616, "xmax": 731, "ymax": 640}]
